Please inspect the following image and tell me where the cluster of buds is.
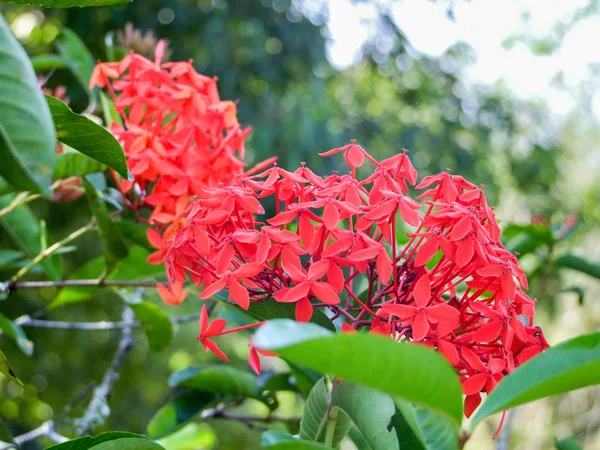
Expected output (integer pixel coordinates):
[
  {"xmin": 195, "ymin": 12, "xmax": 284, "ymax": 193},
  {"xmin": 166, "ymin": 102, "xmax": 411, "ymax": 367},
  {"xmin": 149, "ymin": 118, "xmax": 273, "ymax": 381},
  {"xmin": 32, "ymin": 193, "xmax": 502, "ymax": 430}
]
[
  {"xmin": 155, "ymin": 141, "xmax": 549, "ymax": 417},
  {"xmin": 89, "ymin": 43, "xmax": 264, "ymax": 230}
]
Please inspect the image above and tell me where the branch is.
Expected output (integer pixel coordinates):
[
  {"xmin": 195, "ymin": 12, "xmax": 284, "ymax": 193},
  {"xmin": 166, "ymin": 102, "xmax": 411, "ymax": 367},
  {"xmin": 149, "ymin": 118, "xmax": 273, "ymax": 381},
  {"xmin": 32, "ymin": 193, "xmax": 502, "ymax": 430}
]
[
  {"xmin": 74, "ymin": 308, "xmax": 135, "ymax": 436},
  {"xmin": 12, "ymin": 279, "xmax": 163, "ymax": 290},
  {"xmin": 14, "ymin": 314, "xmax": 198, "ymax": 330},
  {"xmin": 0, "ymin": 421, "xmax": 68, "ymax": 450}
]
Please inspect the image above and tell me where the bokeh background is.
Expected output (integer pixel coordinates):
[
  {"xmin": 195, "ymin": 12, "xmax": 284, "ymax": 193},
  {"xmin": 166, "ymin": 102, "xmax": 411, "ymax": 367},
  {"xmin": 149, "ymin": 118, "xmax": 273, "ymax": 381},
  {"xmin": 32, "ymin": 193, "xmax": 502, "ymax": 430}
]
[{"xmin": 1, "ymin": 0, "xmax": 600, "ymax": 449}]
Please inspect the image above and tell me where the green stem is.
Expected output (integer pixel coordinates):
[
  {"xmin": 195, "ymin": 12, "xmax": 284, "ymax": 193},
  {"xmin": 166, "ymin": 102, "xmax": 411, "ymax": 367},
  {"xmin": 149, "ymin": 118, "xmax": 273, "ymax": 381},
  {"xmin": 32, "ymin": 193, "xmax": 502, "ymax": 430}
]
[
  {"xmin": 323, "ymin": 408, "xmax": 338, "ymax": 448},
  {"xmin": 0, "ymin": 192, "xmax": 41, "ymax": 219},
  {"xmin": 11, "ymin": 223, "xmax": 94, "ymax": 283}
]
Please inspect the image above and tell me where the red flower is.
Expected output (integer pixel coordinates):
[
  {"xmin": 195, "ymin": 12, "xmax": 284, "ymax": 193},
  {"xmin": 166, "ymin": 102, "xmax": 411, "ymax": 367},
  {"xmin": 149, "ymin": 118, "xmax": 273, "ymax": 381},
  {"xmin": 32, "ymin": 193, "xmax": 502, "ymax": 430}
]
[{"xmin": 197, "ymin": 305, "xmax": 228, "ymax": 362}]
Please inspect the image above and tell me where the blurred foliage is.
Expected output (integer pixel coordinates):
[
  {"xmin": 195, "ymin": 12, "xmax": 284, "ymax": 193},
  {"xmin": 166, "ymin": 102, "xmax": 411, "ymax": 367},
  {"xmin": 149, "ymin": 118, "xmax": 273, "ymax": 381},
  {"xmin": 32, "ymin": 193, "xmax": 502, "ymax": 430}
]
[{"xmin": 0, "ymin": 1, "xmax": 599, "ymax": 449}]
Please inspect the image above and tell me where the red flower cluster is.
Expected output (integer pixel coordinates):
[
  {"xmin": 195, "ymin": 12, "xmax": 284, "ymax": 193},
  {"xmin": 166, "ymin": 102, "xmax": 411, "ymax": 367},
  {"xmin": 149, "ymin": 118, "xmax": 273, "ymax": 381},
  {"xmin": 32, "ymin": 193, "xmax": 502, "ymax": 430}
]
[
  {"xmin": 90, "ymin": 42, "xmax": 266, "ymax": 227},
  {"xmin": 157, "ymin": 141, "xmax": 549, "ymax": 418}
]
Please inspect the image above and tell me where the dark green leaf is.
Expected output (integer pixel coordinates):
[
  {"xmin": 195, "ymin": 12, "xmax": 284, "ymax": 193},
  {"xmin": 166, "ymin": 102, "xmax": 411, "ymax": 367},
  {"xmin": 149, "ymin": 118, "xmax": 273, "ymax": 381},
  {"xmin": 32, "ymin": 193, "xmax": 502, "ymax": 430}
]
[
  {"xmin": 31, "ymin": 54, "xmax": 71, "ymax": 72},
  {"xmin": 147, "ymin": 390, "xmax": 213, "ymax": 439},
  {"xmin": 502, "ymin": 224, "xmax": 554, "ymax": 256},
  {"xmin": 253, "ymin": 320, "xmax": 464, "ymax": 428},
  {"xmin": 116, "ymin": 221, "xmax": 154, "ymax": 251},
  {"xmin": 0, "ymin": 250, "xmax": 25, "ymax": 269},
  {"xmin": 554, "ymin": 436, "xmax": 583, "ymax": 450},
  {"xmin": 87, "ymin": 438, "xmax": 165, "ymax": 450},
  {"xmin": 56, "ymin": 28, "xmax": 94, "ymax": 90},
  {"xmin": 299, "ymin": 378, "xmax": 352, "ymax": 447},
  {"xmin": 0, "ymin": 417, "xmax": 15, "ymax": 446},
  {"xmin": 83, "ymin": 178, "xmax": 128, "ymax": 272},
  {"xmin": 0, "ymin": 349, "xmax": 23, "ymax": 387},
  {"xmin": 246, "ymin": 299, "xmax": 335, "ymax": 332},
  {"xmin": 1, "ymin": 0, "xmax": 131, "ymax": 6},
  {"xmin": 128, "ymin": 302, "xmax": 173, "ymax": 353},
  {"xmin": 0, "ymin": 197, "xmax": 62, "ymax": 280},
  {"xmin": 259, "ymin": 372, "xmax": 298, "ymax": 393},
  {"xmin": 393, "ymin": 400, "xmax": 457, "ymax": 450},
  {"xmin": 0, "ymin": 312, "xmax": 33, "ymax": 356},
  {"xmin": 169, "ymin": 366, "xmax": 260, "ymax": 400},
  {"xmin": 289, "ymin": 363, "xmax": 322, "ymax": 398},
  {"xmin": 261, "ymin": 431, "xmax": 295, "ymax": 446},
  {"xmin": 46, "ymin": 95, "xmax": 127, "ymax": 177},
  {"xmin": 553, "ymin": 254, "xmax": 600, "ymax": 280},
  {"xmin": 100, "ymin": 92, "xmax": 123, "ymax": 127},
  {"xmin": 45, "ymin": 432, "xmax": 149, "ymax": 450},
  {"xmin": 0, "ymin": 15, "xmax": 56, "ymax": 196},
  {"xmin": 472, "ymin": 331, "xmax": 600, "ymax": 428},
  {"xmin": 53, "ymin": 147, "xmax": 106, "ymax": 180}
]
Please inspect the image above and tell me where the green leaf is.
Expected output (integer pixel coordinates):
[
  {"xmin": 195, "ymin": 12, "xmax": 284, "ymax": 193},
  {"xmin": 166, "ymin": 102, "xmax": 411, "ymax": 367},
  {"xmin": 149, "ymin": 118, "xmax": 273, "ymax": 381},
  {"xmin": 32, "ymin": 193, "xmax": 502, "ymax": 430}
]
[
  {"xmin": 288, "ymin": 362, "xmax": 322, "ymax": 398},
  {"xmin": 155, "ymin": 424, "xmax": 215, "ymax": 450},
  {"xmin": 56, "ymin": 28, "xmax": 94, "ymax": 90},
  {"xmin": 259, "ymin": 372, "xmax": 298, "ymax": 393},
  {"xmin": 393, "ymin": 400, "xmax": 457, "ymax": 450},
  {"xmin": 502, "ymin": 224, "xmax": 554, "ymax": 256},
  {"xmin": 0, "ymin": 197, "xmax": 62, "ymax": 280},
  {"xmin": 554, "ymin": 436, "xmax": 583, "ymax": 450},
  {"xmin": 253, "ymin": 320, "xmax": 464, "ymax": 428},
  {"xmin": 262, "ymin": 441, "xmax": 333, "ymax": 450},
  {"xmin": 0, "ymin": 312, "xmax": 33, "ymax": 356},
  {"xmin": 261, "ymin": 431, "xmax": 295, "ymax": 446},
  {"xmin": 46, "ymin": 95, "xmax": 127, "ymax": 177},
  {"xmin": 53, "ymin": 147, "xmax": 106, "ymax": 180},
  {"xmin": 0, "ymin": 15, "xmax": 56, "ymax": 196},
  {"xmin": 169, "ymin": 366, "xmax": 260, "ymax": 400},
  {"xmin": 299, "ymin": 378, "xmax": 352, "ymax": 447},
  {"xmin": 553, "ymin": 254, "xmax": 600, "ymax": 280},
  {"xmin": 88, "ymin": 438, "xmax": 165, "ymax": 450},
  {"xmin": 83, "ymin": 178, "xmax": 128, "ymax": 272},
  {"xmin": 147, "ymin": 390, "xmax": 213, "ymax": 439},
  {"xmin": 0, "ymin": 417, "xmax": 15, "ymax": 446},
  {"xmin": 1, "ymin": 0, "xmax": 131, "ymax": 7},
  {"xmin": 30, "ymin": 54, "xmax": 71, "ymax": 72},
  {"xmin": 0, "ymin": 349, "xmax": 23, "ymax": 387},
  {"xmin": 472, "ymin": 331, "xmax": 600, "ymax": 428},
  {"xmin": 246, "ymin": 299, "xmax": 335, "ymax": 332},
  {"xmin": 50, "ymin": 247, "xmax": 163, "ymax": 309},
  {"xmin": 116, "ymin": 221, "xmax": 154, "ymax": 251},
  {"xmin": 128, "ymin": 302, "xmax": 173, "ymax": 353},
  {"xmin": 100, "ymin": 92, "xmax": 123, "ymax": 127},
  {"xmin": 45, "ymin": 432, "xmax": 149, "ymax": 450}
]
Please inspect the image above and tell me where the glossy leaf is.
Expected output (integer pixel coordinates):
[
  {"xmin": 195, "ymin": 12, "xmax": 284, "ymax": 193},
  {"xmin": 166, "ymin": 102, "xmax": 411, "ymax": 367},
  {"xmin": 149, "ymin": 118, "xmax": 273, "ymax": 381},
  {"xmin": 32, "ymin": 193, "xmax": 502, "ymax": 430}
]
[
  {"xmin": 1, "ymin": 0, "xmax": 131, "ymax": 6},
  {"xmin": 299, "ymin": 378, "xmax": 352, "ymax": 447},
  {"xmin": 87, "ymin": 438, "xmax": 165, "ymax": 450},
  {"xmin": 0, "ymin": 349, "xmax": 23, "ymax": 387},
  {"xmin": 553, "ymin": 254, "xmax": 600, "ymax": 280},
  {"xmin": 83, "ymin": 178, "xmax": 128, "ymax": 273},
  {"xmin": 0, "ymin": 313, "xmax": 33, "ymax": 356},
  {"xmin": 288, "ymin": 362, "xmax": 322, "ymax": 398},
  {"xmin": 169, "ymin": 366, "xmax": 260, "ymax": 400},
  {"xmin": 100, "ymin": 92, "xmax": 123, "ymax": 127},
  {"xmin": 53, "ymin": 147, "xmax": 106, "ymax": 180},
  {"xmin": 0, "ymin": 15, "xmax": 56, "ymax": 195},
  {"xmin": 128, "ymin": 302, "xmax": 173, "ymax": 353},
  {"xmin": 472, "ymin": 331, "xmax": 600, "ymax": 427},
  {"xmin": 154, "ymin": 424, "xmax": 215, "ymax": 450},
  {"xmin": 393, "ymin": 399, "xmax": 457, "ymax": 450},
  {"xmin": 253, "ymin": 320, "xmax": 464, "ymax": 428},
  {"xmin": 0, "ymin": 197, "xmax": 62, "ymax": 280},
  {"xmin": 147, "ymin": 390, "xmax": 213, "ymax": 438},
  {"xmin": 46, "ymin": 95, "xmax": 127, "ymax": 177},
  {"xmin": 56, "ymin": 28, "xmax": 94, "ymax": 90},
  {"xmin": 246, "ymin": 299, "xmax": 335, "ymax": 331},
  {"xmin": 259, "ymin": 372, "xmax": 298, "ymax": 393},
  {"xmin": 45, "ymin": 432, "xmax": 148, "ymax": 450},
  {"xmin": 261, "ymin": 431, "xmax": 295, "ymax": 446}
]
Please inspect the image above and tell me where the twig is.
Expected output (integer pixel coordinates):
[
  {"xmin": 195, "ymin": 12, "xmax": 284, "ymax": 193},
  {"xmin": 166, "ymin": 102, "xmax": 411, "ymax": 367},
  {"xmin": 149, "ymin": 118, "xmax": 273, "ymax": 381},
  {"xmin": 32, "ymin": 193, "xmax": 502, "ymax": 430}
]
[
  {"xmin": 12, "ymin": 279, "xmax": 163, "ymax": 290},
  {"xmin": 14, "ymin": 314, "xmax": 198, "ymax": 330},
  {"xmin": 0, "ymin": 421, "xmax": 68, "ymax": 450},
  {"xmin": 496, "ymin": 409, "xmax": 516, "ymax": 450},
  {"xmin": 74, "ymin": 308, "xmax": 135, "ymax": 436},
  {"xmin": 219, "ymin": 411, "xmax": 301, "ymax": 424},
  {"xmin": 10, "ymin": 223, "xmax": 95, "ymax": 283},
  {"xmin": 0, "ymin": 192, "xmax": 41, "ymax": 219}
]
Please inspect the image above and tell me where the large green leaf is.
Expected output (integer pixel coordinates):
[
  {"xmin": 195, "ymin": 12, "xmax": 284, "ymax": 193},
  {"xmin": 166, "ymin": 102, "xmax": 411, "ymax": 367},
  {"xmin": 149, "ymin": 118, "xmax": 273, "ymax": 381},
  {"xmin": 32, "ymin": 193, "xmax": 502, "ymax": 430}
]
[
  {"xmin": 147, "ymin": 391, "xmax": 213, "ymax": 439},
  {"xmin": 253, "ymin": 320, "xmax": 464, "ymax": 428},
  {"xmin": 261, "ymin": 431, "xmax": 295, "ymax": 446},
  {"xmin": 50, "ymin": 247, "xmax": 163, "ymax": 309},
  {"xmin": 56, "ymin": 28, "xmax": 95, "ymax": 91},
  {"xmin": 45, "ymin": 432, "xmax": 149, "ymax": 450},
  {"xmin": 0, "ymin": 197, "xmax": 62, "ymax": 280},
  {"xmin": 299, "ymin": 378, "xmax": 352, "ymax": 447},
  {"xmin": 393, "ymin": 400, "xmax": 457, "ymax": 450},
  {"xmin": 83, "ymin": 178, "xmax": 128, "ymax": 273},
  {"xmin": 246, "ymin": 300, "xmax": 335, "ymax": 332},
  {"xmin": 1, "ymin": 0, "xmax": 131, "ymax": 6},
  {"xmin": 116, "ymin": 221, "xmax": 154, "ymax": 252},
  {"xmin": 128, "ymin": 302, "xmax": 173, "ymax": 353},
  {"xmin": 0, "ymin": 349, "xmax": 23, "ymax": 387},
  {"xmin": 30, "ymin": 54, "xmax": 70, "ymax": 71},
  {"xmin": 46, "ymin": 96, "xmax": 127, "ymax": 177},
  {"xmin": 553, "ymin": 254, "xmax": 600, "ymax": 280},
  {"xmin": 472, "ymin": 331, "xmax": 600, "ymax": 428},
  {"xmin": 263, "ymin": 442, "xmax": 334, "ymax": 450},
  {"xmin": 88, "ymin": 439, "xmax": 165, "ymax": 450},
  {"xmin": 169, "ymin": 366, "xmax": 260, "ymax": 400},
  {"xmin": 154, "ymin": 424, "xmax": 215, "ymax": 450},
  {"xmin": 53, "ymin": 147, "xmax": 106, "ymax": 180},
  {"xmin": 0, "ymin": 312, "xmax": 33, "ymax": 356},
  {"xmin": 0, "ymin": 15, "xmax": 56, "ymax": 196}
]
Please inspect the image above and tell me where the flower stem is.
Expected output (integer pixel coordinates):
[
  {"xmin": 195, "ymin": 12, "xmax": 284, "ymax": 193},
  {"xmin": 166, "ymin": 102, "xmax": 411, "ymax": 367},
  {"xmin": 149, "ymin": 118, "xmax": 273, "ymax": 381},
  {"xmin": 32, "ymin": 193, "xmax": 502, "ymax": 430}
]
[{"xmin": 323, "ymin": 408, "xmax": 338, "ymax": 447}]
